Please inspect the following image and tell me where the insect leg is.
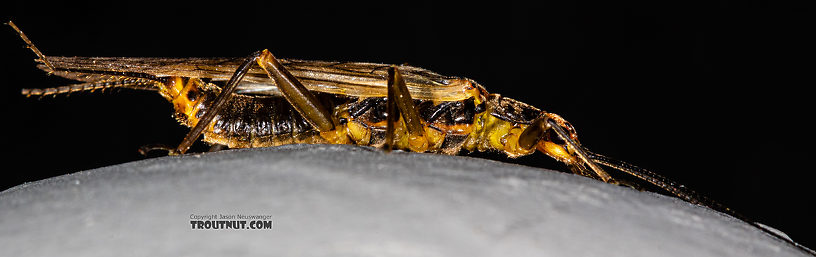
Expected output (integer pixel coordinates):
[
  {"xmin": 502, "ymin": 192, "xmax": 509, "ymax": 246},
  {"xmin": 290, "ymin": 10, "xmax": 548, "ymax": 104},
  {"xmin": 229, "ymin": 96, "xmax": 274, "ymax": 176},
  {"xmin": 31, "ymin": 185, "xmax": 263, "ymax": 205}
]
[
  {"xmin": 383, "ymin": 67, "xmax": 428, "ymax": 152},
  {"xmin": 547, "ymin": 118, "xmax": 614, "ymax": 182},
  {"xmin": 518, "ymin": 116, "xmax": 548, "ymax": 151},
  {"xmin": 384, "ymin": 69, "xmax": 398, "ymax": 151},
  {"xmin": 518, "ymin": 116, "xmax": 614, "ymax": 182},
  {"xmin": 255, "ymin": 50, "xmax": 336, "ymax": 132},
  {"xmin": 173, "ymin": 51, "xmax": 261, "ymax": 154}
]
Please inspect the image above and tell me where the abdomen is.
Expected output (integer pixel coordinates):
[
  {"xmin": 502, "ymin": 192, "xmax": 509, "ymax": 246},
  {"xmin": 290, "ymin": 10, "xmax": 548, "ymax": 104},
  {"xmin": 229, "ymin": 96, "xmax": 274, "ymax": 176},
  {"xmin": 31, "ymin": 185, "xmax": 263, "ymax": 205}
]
[
  {"xmin": 161, "ymin": 76, "xmax": 488, "ymax": 153},
  {"xmin": 160, "ymin": 77, "xmax": 339, "ymax": 148}
]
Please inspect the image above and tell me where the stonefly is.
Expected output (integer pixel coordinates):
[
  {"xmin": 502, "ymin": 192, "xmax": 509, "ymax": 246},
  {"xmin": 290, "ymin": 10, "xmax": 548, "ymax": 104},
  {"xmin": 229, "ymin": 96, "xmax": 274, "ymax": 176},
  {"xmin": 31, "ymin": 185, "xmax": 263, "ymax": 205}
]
[{"xmin": 8, "ymin": 20, "xmax": 813, "ymax": 255}]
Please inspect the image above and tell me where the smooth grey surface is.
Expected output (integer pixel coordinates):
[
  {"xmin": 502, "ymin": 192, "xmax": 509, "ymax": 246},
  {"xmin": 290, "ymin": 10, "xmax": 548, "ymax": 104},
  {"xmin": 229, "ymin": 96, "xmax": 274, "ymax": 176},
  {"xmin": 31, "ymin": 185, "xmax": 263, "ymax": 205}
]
[{"xmin": 0, "ymin": 144, "xmax": 809, "ymax": 256}]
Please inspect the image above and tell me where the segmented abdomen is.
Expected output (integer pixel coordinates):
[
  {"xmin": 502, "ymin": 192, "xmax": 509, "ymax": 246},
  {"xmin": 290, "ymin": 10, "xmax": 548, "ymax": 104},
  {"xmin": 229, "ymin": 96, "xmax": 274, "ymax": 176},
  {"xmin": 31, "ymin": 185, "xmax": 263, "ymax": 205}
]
[
  {"xmin": 340, "ymin": 96, "xmax": 486, "ymax": 154},
  {"xmin": 160, "ymin": 76, "xmax": 489, "ymax": 153},
  {"xmin": 159, "ymin": 77, "xmax": 332, "ymax": 148},
  {"xmin": 202, "ymin": 93, "xmax": 334, "ymax": 147}
]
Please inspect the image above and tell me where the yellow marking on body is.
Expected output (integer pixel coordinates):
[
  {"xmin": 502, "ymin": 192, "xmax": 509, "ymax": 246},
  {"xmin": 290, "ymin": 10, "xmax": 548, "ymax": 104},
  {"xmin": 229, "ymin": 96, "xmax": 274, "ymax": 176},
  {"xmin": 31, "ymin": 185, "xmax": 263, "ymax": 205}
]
[
  {"xmin": 184, "ymin": 95, "xmax": 205, "ymax": 128},
  {"xmin": 203, "ymin": 131, "xmax": 323, "ymax": 149},
  {"xmin": 407, "ymin": 133, "xmax": 429, "ymax": 153},
  {"xmin": 157, "ymin": 76, "xmax": 183, "ymax": 100},
  {"xmin": 432, "ymin": 123, "xmax": 473, "ymax": 134},
  {"xmin": 321, "ymin": 125, "xmax": 351, "ymax": 145},
  {"xmin": 157, "ymin": 77, "xmax": 198, "ymax": 127},
  {"xmin": 172, "ymin": 79, "xmax": 198, "ymax": 122},
  {"xmin": 346, "ymin": 121, "xmax": 371, "ymax": 145},
  {"xmin": 462, "ymin": 110, "xmax": 535, "ymax": 158},
  {"xmin": 502, "ymin": 127, "xmax": 535, "ymax": 158},
  {"xmin": 463, "ymin": 111, "xmax": 488, "ymax": 152},
  {"xmin": 424, "ymin": 127, "xmax": 445, "ymax": 150},
  {"xmin": 485, "ymin": 115, "xmax": 515, "ymax": 151},
  {"xmin": 462, "ymin": 84, "xmax": 483, "ymax": 103},
  {"xmin": 390, "ymin": 121, "xmax": 408, "ymax": 149}
]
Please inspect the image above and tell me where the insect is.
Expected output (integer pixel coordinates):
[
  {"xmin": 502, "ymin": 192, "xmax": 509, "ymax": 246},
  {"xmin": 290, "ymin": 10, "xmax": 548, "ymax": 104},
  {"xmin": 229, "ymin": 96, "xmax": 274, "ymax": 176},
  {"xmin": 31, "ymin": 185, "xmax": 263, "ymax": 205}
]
[{"xmin": 8, "ymin": 20, "xmax": 814, "ymax": 254}]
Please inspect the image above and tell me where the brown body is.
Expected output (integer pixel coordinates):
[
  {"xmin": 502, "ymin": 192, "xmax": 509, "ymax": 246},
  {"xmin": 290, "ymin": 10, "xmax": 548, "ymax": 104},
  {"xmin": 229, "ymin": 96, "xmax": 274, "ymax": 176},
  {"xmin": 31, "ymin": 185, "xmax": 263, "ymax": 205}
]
[
  {"xmin": 18, "ymin": 53, "xmax": 566, "ymax": 159},
  {"xmin": 157, "ymin": 74, "xmax": 550, "ymax": 158},
  {"xmin": 11, "ymin": 18, "xmax": 814, "ymax": 253}
]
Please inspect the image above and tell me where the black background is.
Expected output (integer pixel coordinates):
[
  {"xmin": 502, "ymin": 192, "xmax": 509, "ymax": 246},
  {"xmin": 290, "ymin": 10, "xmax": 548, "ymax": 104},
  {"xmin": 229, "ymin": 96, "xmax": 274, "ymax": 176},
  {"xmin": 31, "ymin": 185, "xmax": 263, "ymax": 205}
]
[{"xmin": 2, "ymin": 0, "xmax": 813, "ymax": 249}]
